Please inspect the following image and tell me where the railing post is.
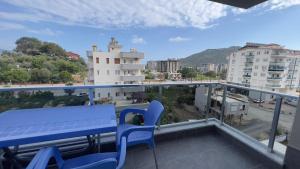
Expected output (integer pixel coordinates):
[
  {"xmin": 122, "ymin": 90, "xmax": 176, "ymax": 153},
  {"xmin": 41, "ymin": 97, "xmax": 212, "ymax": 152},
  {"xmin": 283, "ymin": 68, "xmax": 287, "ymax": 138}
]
[
  {"xmin": 268, "ymin": 95, "xmax": 282, "ymax": 152},
  {"xmin": 206, "ymin": 84, "xmax": 212, "ymax": 122},
  {"xmin": 158, "ymin": 85, "xmax": 163, "ymax": 101},
  {"xmin": 220, "ymin": 85, "xmax": 227, "ymax": 125},
  {"xmin": 88, "ymin": 88, "xmax": 94, "ymax": 106},
  {"xmin": 157, "ymin": 85, "xmax": 163, "ymax": 130}
]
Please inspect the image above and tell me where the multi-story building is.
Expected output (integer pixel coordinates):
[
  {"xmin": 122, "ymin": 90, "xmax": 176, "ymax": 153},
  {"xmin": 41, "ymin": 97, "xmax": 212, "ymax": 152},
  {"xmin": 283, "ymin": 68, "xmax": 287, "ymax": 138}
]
[
  {"xmin": 197, "ymin": 63, "xmax": 228, "ymax": 73},
  {"xmin": 87, "ymin": 37, "xmax": 145, "ymax": 101},
  {"xmin": 227, "ymin": 42, "xmax": 300, "ymax": 101},
  {"xmin": 146, "ymin": 59, "xmax": 181, "ymax": 80}
]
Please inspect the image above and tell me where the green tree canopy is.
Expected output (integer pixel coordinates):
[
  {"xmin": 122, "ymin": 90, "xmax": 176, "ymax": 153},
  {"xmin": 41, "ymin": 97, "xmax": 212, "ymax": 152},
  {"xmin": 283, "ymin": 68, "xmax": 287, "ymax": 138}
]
[
  {"xmin": 59, "ymin": 71, "xmax": 73, "ymax": 83},
  {"xmin": 40, "ymin": 42, "xmax": 66, "ymax": 57},
  {"xmin": 179, "ymin": 67, "xmax": 197, "ymax": 80},
  {"xmin": 15, "ymin": 37, "xmax": 42, "ymax": 55},
  {"xmin": 30, "ymin": 68, "xmax": 51, "ymax": 83}
]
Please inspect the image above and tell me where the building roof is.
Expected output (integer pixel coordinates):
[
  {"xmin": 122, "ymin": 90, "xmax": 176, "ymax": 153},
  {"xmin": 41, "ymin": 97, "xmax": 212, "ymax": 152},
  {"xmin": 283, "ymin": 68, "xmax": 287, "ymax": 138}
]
[{"xmin": 66, "ymin": 51, "xmax": 80, "ymax": 58}]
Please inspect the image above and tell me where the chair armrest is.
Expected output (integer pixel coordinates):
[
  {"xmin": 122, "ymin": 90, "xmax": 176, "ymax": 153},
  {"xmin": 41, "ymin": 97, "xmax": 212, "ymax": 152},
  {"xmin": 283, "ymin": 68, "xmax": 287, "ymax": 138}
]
[
  {"xmin": 31, "ymin": 147, "xmax": 64, "ymax": 169},
  {"xmin": 120, "ymin": 125, "xmax": 155, "ymax": 139},
  {"xmin": 116, "ymin": 137, "xmax": 127, "ymax": 169},
  {"xmin": 26, "ymin": 148, "xmax": 47, "ymax": 169},
  {"xmin": 119, "ymin": 108, "xmax": 146, "ymax": 124}
]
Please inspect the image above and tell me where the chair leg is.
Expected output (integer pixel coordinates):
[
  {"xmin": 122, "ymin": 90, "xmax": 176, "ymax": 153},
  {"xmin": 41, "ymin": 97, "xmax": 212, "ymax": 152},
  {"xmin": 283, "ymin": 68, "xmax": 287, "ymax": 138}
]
[{"xmin": 152, "ymin": 148, "xmax": 159, "ymax": 169}]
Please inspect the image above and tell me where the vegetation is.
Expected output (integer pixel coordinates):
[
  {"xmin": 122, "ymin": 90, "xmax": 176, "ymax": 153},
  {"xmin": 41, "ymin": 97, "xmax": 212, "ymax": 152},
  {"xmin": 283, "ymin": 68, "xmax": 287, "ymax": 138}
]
[
  {"xmin": 0, "ymin": 37, "xmax": 87, "ymax": 84},
  {"xmin": 180, "ymin": 46, "xmax": 240, "ymax": 67},
  {"xmin": 178, "ymin": 67, "xmax": 197, "ymax": 81},
  {"xmin": 0, "ymin": 90, "xmax": 88, "ymax": 112}
]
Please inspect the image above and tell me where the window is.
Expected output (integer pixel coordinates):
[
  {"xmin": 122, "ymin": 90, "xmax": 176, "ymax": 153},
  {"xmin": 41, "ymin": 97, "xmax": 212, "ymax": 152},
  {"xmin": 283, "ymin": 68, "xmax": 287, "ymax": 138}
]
[
  {"xmin": 108, "ymin": 92, "xmax": 110, "ymax": 97},
  {"xmin": 257, "ymin": 51, "xmax": 260, "ymax": 55},
  {"xmin": 114, "ymin": 58, "xmax": 120, "ymax": 64},
  {"xmin": 97, "ymin": 70, "xmax": 100, "ymax": 75},
  {"xmin": 253, "ymin": 72, "xmax": 257, "ymax": 76},
  {"xmin": 263, "ymin": 58, "xmax": 268, "ymax": 62},
  {"xmin": 98, "ymin": 93, "xmax": 100, "ymax": 97},
  {"xmin": 106, "ymin": 70, "xmax": 110, "ymax": 75},
  {"xmin": 255, "ymin": 58, "xmax": 260, "ymax": 62},
  {"xmin": 116, "ymin": 92, "xmax": 120, "ymax": 97},
  {"xmin": 115, "ymin": 70, "xmax": 120, "ymax": 75},
  {"xmin": 106, "ymin": 58, "xmax": 110, "ymax": 64},
  {"xmin": 262, "ymin": 66, "xmax": 267, "ymax": 71},
  {"xmin": 261, "ymin": 73, "xmax": 266, "ymax": 77},
  {"xmin": 124, "ymin": 92, "xmax": 127, "ymax": 96},
  {"xmin": 254, "ymin": 65, "xmax": 259, "ymax": 69},
  {"xmin": 96, "ymin": 57, "xmax": 99, "ymax": 63}
]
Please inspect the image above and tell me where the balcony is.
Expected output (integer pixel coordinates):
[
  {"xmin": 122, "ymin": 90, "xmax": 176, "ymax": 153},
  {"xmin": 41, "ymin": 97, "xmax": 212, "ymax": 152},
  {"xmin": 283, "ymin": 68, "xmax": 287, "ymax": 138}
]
[
  {"xmin": 0, "ymin": 82, "xmax": 298, "ymax": 169},
  {"xmin": 243, "ymin": 68, "xmax": 252, "ymax": 72},
  {"xmin": 268, "ymin": 66, "xmax": 285, "ymax": 72},
  {"xmin": 265, "ymin": 84, "xmax": 282, "ymax": 88},
  {"xmin": 243, "ymin": 74, "xmax": 251, "ymax": 78},
  {"xmin": 121, "ymin": 75, "xmax": 145, "ymax": 81},
  {"xmin": 121, "ymin": 63, "xmax": 145, "ymax": 70},
  {"xmin": 120, "ymin": 52, "xmax": 144, "ymax": 59}
]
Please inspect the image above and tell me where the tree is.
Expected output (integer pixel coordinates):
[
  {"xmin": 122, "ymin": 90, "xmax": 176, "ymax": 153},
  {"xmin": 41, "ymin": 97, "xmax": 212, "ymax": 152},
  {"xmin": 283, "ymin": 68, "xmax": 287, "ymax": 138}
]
[
  {"xmin": 30, "ymin": 68, "xmax": 51, "ymax": 83},
  {"xmin": 179, "ymin": 67, "xmax": 197, "ymax": 81},
  {"xmin": 15, "ymin": 37, "xmax": 42, "ymax": 55},
  {"xmin": 219, "ymin": 70, "xmax": 227, "ymax": 80},
  {"xmin": 59, "ymin": 71, "xmax": 73, "ymax": 83},
  {"xmin": 0, "ymin": 69, "xmax": 30, "ymax": 83},
  {"xmin": 204, "ymin": 71, "xmax": 217, "ymax": 78},
  {"xmin": 40, "ymin": 42, "xmax": 66, "ymax": 57},
  {"xmin": 31, "ymin": 56, "xmax": 46, "ymax": 69}
]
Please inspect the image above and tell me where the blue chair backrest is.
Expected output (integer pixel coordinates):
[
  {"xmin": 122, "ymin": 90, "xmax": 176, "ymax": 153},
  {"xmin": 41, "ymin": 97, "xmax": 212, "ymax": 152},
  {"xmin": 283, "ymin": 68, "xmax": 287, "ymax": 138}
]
[{"xmin": 144, "ymin": 100, "xmax": 164, "ymax": 126}]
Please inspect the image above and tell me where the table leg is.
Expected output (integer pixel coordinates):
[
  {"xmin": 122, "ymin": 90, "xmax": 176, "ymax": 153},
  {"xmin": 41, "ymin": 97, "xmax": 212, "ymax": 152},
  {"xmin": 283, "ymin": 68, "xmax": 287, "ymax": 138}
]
[
  {"xmin": 2, "ymin": 148, "xmax": 22, "ymax": 169},
  {"xmin": 97, "ymin": 134, "xmax": 101, "ymax": 153}
]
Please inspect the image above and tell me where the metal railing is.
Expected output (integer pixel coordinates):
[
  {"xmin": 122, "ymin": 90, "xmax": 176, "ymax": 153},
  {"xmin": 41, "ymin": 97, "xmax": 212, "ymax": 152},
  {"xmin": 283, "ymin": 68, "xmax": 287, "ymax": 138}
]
[{"xmin": 0, "ymin": 82, "xmax": 298, "ymax": 154}]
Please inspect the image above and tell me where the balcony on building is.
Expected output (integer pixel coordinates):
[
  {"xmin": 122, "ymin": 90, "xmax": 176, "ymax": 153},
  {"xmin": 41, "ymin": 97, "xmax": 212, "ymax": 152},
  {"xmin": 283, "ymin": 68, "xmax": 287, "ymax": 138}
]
[
  {"xmin": 268, "ymin": 65, "xmax": 285, "ymax": 71},
  {"xmin": 0, "ymin": 82, "xmax": 299, "ymax": 169},
  {"xmin": 121, "ymin": 63, "xmax": 145, "ymax": 70},
  {"xmin": 120, "ymin": 52, "xmax": 144, "ymax": 59},
  {"xmin": 120, "ymin": 75, "xmax": 145, "ymax": 81},
  {"xmin": 243, "ymin": 68, "xmax": 252, "ymax": 72}
]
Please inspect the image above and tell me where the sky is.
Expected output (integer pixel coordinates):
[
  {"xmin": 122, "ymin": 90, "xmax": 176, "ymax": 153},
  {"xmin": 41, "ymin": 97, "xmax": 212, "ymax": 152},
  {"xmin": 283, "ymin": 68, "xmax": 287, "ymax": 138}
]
[{"xmin": 0, "ymin": 0, "xmax": 300, "ymax": 62}]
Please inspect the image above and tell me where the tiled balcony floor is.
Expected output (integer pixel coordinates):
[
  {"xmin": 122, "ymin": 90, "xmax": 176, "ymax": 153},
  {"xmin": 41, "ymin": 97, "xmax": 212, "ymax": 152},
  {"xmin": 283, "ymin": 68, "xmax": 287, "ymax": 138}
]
[{"xmin": 124, "ymin": 132, "xmax": 271, "ymax": 169}]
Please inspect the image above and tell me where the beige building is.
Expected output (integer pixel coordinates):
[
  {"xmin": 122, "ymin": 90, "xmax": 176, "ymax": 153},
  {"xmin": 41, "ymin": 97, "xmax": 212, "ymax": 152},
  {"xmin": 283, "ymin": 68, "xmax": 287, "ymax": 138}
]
[
  {"xmin": 146, "ymin": 59, "xmax": 181, "ymax": 80},
  {"xmin": 227, "ymin": 42, "xmax": 300, "ymax": 101},
  {"xmin": 87, "ymin": 37, "xmax": 145, "ymax": 100}
]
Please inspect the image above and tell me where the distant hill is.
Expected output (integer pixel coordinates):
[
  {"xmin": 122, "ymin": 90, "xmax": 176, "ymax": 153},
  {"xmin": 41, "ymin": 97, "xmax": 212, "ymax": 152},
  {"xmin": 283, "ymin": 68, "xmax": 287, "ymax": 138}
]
[{"xmin": 180, "ymin": 46, "xmax": 240, "ymax": 67}]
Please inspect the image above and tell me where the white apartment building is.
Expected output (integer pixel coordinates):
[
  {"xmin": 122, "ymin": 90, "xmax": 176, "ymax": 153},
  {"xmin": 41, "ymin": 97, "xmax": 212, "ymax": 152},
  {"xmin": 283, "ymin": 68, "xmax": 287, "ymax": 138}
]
[
  {"xmin": 197, "ymin": 63, "xmax": 228, "ymax": 73},
  {"xmin": 227, "ymin": 43, "xmax": 300, "ymax": 101},
  {"xmin": 87, "ymin": 37, "xmax": 145, "ymax": 101}
]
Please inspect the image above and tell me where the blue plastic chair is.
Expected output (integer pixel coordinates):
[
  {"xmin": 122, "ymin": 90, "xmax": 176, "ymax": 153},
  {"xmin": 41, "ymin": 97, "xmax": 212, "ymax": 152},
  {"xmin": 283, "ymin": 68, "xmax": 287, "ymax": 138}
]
[
  {"xmin": 117, "ymin": 100, "xmax": 164, "ymax": 169},
  {"xmin": 26, "ymin": 136, "xmax": 127, "ymax": 169}
]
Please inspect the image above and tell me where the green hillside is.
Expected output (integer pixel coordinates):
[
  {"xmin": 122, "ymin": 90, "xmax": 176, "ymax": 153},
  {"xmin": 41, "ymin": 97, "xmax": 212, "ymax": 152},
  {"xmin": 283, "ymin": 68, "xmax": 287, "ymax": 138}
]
[
  {"xmin": 0, "ymin": 37, "xmax": 87, "ymax": 84},
  {"xmin": 180, "ymin": 46, "xmax": 240, "ymax": 67}
]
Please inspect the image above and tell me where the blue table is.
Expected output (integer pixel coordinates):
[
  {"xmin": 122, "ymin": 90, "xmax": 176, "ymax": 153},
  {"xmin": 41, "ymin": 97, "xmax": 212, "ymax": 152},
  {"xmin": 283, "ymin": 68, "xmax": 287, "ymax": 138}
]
[{"xmin": 0, "ymin": 105, "xmax": 117, "ymax": 148}]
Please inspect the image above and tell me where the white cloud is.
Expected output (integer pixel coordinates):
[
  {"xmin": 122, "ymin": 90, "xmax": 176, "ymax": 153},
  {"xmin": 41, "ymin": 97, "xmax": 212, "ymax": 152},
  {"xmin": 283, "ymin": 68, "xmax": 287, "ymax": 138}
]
[
  {"xmin": 28, "ymin": 28, "xmax": 62, "ymax": 36},
  {"xmin": 0, "ymin": 21, "xmax": 26, "ymax": 30},
  {"xmin": 169, "ymin": 36, "xmax": 190, "ymax": 42},
  {"xmin": 0, "ymin": 21, "xmax": 62, "ymax": 36},
  {"xmin": 268, "ymin": 0, "xmax": 300, "ymax": 10},
  {"xmin": 1, "ymin": 0, "xmax": 300, "ymax": 30},
  {"xmin": 1, "ymin": 0, "xmax": 228, "ymax": 29},
  {"xmin": 131, "ymin": 35, "xmax": 146, "ymax": 44}
]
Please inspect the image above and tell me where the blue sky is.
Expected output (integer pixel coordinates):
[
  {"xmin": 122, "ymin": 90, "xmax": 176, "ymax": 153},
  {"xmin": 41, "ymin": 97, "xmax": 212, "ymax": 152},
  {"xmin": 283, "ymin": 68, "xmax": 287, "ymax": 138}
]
[{"xmin": 0, "ymin": 0, "xmax": 300, "ymax": 62}]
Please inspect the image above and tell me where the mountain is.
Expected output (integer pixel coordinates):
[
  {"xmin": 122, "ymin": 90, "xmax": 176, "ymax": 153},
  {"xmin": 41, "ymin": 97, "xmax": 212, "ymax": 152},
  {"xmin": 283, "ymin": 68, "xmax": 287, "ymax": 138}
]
[{"xmin": 180, "ymin": 46, "xmax": 240, "ymax": 67}]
